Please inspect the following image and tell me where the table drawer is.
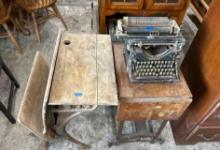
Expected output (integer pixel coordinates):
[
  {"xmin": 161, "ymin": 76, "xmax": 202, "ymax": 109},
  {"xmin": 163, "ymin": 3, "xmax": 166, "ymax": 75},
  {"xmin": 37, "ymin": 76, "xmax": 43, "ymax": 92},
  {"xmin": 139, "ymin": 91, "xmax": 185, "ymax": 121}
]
[
  {"xmin": 146, "ymin": 0, "xmax": 188, "ymax": 10},
  {"xmin": 189, "ymin": 127, "xmax": 220, "ymax": 142},
  {"xmin": 116, "ymin": 99, "xmax": 191, "ymax": 121},
  {"xmin": 107, "ymin": 0, "xmax": 144, "ymax": 10}
]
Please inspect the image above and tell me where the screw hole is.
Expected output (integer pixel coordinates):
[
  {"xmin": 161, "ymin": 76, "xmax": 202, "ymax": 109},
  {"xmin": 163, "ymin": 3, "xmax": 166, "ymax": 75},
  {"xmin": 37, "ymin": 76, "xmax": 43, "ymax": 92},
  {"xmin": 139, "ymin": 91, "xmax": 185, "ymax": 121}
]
[{"xmin": 64, "ymin": 40, "xmax": 71, "ymax": 45}]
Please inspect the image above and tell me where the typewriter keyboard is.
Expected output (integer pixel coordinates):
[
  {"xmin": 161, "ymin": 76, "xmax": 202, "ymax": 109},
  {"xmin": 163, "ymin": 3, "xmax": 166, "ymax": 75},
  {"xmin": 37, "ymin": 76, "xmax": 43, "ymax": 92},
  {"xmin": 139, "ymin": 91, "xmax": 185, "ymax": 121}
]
[{"xmin": 132, "ymin": 60, "xmax": 177, "ymax": 78}]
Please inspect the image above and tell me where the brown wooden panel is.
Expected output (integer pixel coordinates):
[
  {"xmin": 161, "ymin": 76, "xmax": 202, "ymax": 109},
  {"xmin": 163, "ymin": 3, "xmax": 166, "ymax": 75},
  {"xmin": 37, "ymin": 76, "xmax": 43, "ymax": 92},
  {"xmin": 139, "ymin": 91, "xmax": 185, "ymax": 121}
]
[
  {"xmin": 188, "ymin": 127, "xmax": 220, "ymax": 143},
  {"xmin": 116, "ymin": 99, "xmax": 191, "ymax": 120},
  {"xmin": 201, "ymin": 102, "xmax": 220, "ymax": 127},
  {"xmin": 171, "ymin": 0, "xmax": 220, "ymax": 144},
  {"xmin": 107, "ymin": 0, "xmax": 144, "ymax": 10},
  {"xmin": 146, "ymin": 0, "xmax": 189, "ymax": 11},
  {"xmin": 18, "ymin": 52, "xmax": 55, "ymax": 141},
  {"xmin": 98, "ymin": 0, "xmax": 189, "ymax": 33}
]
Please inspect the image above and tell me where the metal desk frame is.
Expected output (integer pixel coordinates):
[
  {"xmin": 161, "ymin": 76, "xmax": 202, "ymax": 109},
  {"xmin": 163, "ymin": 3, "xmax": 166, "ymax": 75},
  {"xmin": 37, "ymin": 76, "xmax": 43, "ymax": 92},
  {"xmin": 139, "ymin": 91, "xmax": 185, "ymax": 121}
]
[{"xmin": 0, "ymin": 56, "xmax": 19, "ymax": 124}]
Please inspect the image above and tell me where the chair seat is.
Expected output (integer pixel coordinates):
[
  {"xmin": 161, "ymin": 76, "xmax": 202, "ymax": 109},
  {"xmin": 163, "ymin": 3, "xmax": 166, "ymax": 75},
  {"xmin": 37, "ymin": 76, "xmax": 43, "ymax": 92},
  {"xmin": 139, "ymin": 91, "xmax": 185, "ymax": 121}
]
[
  {"xmin": 16, "ymin": 0, "xmax": 56, "ymax": 11},
  {"xmin": 0, "ymin": 4, "xmax": 11, "ymax": 24},
  {"xmin": 18, "ymin": 51, "xmax": 55, "ymax": 141}
]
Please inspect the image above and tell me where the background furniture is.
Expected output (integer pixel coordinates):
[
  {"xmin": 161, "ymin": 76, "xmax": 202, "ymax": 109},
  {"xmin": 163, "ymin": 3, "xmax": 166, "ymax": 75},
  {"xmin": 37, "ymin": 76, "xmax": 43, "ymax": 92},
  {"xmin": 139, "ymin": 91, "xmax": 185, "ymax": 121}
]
[
  {"xmin": 190, "ymin": 0, "xmax": 211, "ymax": 22},
  {"xmin": 113, "ymin": 44, "xmax": 192, "ymax": 144},
  {"xmin": 0, "ymin": 56, "xmax": 19, "ymax": 124},
  {"xmin": 15, "ymin": 0, "xmax": 68, "ymax": 42},
  {"xmin": 98, "ymin": 0, "xmax": 190, "ymax": 33},
  {"xmin": 0, "ymin": 0, "xmax": 23, "ymax": 54},
  {"xmin": 171, "ymin": 0, "xmax": 220, "ymax": 144}
]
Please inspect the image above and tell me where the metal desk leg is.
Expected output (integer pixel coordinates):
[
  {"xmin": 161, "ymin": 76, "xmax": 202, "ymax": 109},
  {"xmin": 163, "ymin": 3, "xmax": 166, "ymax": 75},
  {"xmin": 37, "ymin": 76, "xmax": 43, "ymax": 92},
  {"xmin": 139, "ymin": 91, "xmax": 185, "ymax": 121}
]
[
  {"xmin": 55, "ymin": 112, "xmax": 89, "ymax": 148},
  {"xmin": 0, "ymin": 57, "xmax": 19, "ymax": 124},
  {"xmin": 151, "ymin": 120, "xmax": 168, "ymax": 143},
  {"xmin": 113, "ymin": 120, "xmax": 168, "ymax": 145},
  {"xmin": 117, "ymin": 121, "xmax": 124, "ymax": 141},
  {"xmin": 0, "ymin": 101, "xmax": 16, "ymax": 123},
  {"xmin": 1, "ymin": 57, "xmax": 20, "ymax": 88}
]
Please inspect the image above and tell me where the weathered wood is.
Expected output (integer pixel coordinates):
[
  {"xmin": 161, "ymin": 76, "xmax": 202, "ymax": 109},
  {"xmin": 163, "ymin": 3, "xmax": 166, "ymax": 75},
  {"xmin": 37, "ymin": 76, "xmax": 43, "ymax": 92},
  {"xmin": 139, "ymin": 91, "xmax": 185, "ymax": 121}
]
[
  {"xmin": 97, "ymin": 35, "xmax": 118, "ymax": 106},
  {"xmin": 43, "ymin": 29, "xmax": 62, "ymax": 134},
  {"xmin": 171, "ymin": 0, "xmax": 220, "ymax": 144},
  {"xmin": 18, "ymin": 52, "xmax": 55, "ymax": 141},
  {"xmin": 49, "ymin": 33, "xmax": 118, "ymax": 106}
]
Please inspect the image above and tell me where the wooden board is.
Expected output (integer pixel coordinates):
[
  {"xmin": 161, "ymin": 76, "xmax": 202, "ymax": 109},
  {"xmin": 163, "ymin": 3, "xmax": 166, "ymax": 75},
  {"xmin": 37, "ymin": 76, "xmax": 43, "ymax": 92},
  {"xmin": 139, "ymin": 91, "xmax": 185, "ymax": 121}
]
[
  {"xmin": 113, "ymin": 44, "xmax": 192, "ymax": 101},
  {"xmin": 97, "ymin": 35, "xmax": 118, "ymax": 106},
  {"xmin": 49, "ymin": 33, "xmax": 118, "ymax": 106},
  {"xmin": 18, "ymin": 52, "xmax": 54, "ymax": 141}
]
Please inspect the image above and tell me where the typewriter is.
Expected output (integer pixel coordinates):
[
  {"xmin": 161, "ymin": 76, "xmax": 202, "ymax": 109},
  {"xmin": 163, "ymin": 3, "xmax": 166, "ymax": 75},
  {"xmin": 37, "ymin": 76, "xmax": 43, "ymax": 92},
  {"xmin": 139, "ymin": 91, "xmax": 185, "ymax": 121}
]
[{"xmin": 116, "ymin": 17, "xmax": 185, "ymax": 83}]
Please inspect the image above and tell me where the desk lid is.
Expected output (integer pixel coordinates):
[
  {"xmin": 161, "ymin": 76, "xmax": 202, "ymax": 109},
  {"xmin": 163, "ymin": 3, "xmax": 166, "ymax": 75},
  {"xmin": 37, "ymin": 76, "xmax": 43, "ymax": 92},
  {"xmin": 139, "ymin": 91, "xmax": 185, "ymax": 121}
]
[{"xmin": 48, "ymin": 32, "xmax": 118, "ymax": 106}]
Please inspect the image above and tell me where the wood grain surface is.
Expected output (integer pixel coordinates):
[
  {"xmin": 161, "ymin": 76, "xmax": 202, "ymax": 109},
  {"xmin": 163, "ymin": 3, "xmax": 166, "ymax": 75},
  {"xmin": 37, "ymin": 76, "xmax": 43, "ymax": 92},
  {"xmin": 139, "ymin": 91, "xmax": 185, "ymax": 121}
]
[
  {"xmin": 49, "ymin": 32, "xmax": 118, "ymax": 106},
  {"xmin": 98, "ymin": 0, "xmax": 190, "ymax": 33},
  {"xmin": 171, "ymin": 0, "xmax": 220, "ymax": 144},
  {"xmin": 18, "ymin": 52, "xmax": 54, "ymax": 141}
]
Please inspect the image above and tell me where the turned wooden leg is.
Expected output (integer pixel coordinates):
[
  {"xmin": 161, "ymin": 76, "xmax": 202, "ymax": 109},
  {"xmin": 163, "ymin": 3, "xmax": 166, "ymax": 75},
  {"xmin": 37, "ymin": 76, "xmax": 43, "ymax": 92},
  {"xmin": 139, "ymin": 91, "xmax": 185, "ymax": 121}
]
[
  {"xmin": 51, "ymin": 4, "xmax": 68, "ymax": 30},
  {"xmin": 2, "ymin": 24, "xmax": 23, "ymax": 54},
  {"xmin": 31, "ymin": 12, "xmax": 41, "ymax": 43}
]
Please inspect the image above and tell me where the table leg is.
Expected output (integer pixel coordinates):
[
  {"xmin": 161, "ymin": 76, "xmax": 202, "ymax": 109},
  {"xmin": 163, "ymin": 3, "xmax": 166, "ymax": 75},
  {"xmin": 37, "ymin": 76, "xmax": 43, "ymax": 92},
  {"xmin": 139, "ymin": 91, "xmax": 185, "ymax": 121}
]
[
  {"xmin": 117, "ymin": 121, "xmax": 124, "ymax": 141},
  {"xmin": 151, "ymin": 120, "xmax": 168, "ymax": 143},
  {"xmin": 55, "ymin": 112, "xmax": 89, "ymax": 148}
]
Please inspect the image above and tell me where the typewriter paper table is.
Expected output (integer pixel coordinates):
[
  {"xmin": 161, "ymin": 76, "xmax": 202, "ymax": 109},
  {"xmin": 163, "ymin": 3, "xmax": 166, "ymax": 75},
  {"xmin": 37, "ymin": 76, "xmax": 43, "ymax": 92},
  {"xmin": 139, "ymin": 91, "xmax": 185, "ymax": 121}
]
[
  {"xmin": 113, "ymin": 44, "xmax": 192, "ymax": 144},
  {"xmin": 47, "ymin": 32, "xmax": 118, "ymax": 147}
]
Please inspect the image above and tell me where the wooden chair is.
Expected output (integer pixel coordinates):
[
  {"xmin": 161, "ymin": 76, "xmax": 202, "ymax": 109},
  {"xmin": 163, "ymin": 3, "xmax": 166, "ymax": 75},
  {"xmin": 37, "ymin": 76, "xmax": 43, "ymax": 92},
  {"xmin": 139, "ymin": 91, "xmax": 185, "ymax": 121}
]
[
  {"xmin": 0, "ymin": 0, "xmax": 23, "ymax": 54},
  {"xmin": 14, "ymin": 0, "xmax": 68, "ymax": 42},
  {"xmin": 18, "ymin": 51, "xmax": 55, "ymax": 141}
]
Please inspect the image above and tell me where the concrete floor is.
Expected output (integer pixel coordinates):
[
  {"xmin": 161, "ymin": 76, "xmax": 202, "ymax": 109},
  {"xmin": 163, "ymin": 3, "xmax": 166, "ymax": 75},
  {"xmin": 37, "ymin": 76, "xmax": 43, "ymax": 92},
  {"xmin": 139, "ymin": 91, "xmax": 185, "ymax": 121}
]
[{"xmin": 0, "ymin": 1, "xmax": 220, "ymax": 150}]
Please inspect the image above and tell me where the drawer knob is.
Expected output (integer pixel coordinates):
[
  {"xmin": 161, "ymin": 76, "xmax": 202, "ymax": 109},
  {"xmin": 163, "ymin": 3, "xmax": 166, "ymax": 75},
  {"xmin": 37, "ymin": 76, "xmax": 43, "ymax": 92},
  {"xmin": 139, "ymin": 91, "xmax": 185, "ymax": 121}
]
[{"xmin": 197, "ymin": 134, "xmax": 220, "ymax": 141}]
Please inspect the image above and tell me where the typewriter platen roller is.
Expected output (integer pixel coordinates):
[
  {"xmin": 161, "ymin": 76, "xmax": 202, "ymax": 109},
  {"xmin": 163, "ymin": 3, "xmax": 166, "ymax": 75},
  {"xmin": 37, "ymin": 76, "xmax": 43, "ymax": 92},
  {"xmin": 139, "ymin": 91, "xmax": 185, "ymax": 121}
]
[{"xmin": 122, "ymin": 17, "xmax": 180, "ymax": 35}]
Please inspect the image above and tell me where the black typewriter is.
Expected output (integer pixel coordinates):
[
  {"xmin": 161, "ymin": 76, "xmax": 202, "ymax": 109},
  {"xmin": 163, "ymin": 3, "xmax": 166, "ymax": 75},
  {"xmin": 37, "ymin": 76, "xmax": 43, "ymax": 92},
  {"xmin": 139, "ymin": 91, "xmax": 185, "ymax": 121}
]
[{"xmin": 118, "ymin": 17, "xmax": 185, "ymax": 83}]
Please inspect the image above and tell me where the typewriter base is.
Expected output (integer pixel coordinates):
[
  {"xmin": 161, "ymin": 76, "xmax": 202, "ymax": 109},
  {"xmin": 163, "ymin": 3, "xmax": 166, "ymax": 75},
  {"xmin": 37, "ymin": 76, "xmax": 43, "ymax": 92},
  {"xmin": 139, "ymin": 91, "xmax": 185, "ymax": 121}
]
[{"xmin": 110, "ymin": 120, "xmax": 168, "ymax": 146}]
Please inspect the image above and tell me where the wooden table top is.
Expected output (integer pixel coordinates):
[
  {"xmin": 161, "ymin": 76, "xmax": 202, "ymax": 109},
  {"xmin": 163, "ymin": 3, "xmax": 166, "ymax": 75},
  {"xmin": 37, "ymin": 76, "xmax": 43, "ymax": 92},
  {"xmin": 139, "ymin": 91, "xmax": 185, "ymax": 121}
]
[
  {"xmin": 113, "ymin": 44, "xmax": 192, "ymax": 102},
  {"xmin": 48, "ymin": 32, "xmax": 118, "ymax": 106}
]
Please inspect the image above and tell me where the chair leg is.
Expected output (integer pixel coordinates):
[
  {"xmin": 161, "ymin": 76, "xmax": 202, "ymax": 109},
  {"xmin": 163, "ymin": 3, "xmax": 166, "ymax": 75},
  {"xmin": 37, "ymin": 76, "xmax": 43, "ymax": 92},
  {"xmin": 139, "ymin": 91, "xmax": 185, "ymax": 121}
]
[
  {"xmin": 2, "ymin": 24, "xmax": 23, "ymax": 54},
  {"xmin": 31, "ymin": 12, "xmax": 41, "ymax": 43},
  {"xmin": 51, "ymin": 4, "xmax": 68, "ymax": 30}
]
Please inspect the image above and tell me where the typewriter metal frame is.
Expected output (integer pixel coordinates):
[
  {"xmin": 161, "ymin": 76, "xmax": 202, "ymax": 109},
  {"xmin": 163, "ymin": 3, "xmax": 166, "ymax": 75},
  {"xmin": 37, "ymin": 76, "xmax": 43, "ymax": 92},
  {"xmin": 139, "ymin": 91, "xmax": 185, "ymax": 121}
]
[
  {"xmin": 115, "ymin": 17, "xmax": 186, "ymax": 83},
  {"xmin": 124, "ymin": 34, "xmax": 185, "ymax": 83}
]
